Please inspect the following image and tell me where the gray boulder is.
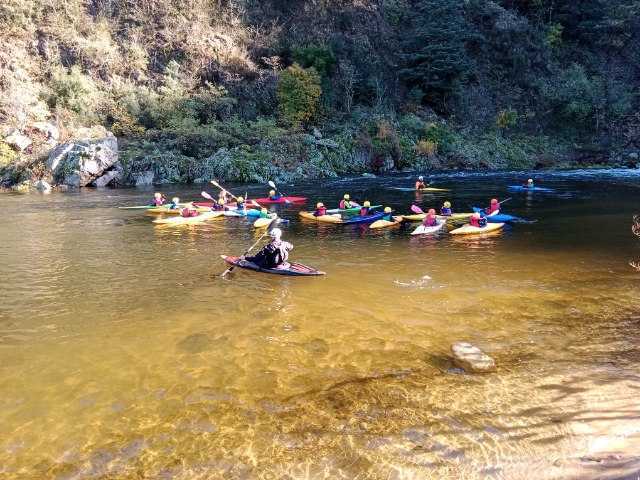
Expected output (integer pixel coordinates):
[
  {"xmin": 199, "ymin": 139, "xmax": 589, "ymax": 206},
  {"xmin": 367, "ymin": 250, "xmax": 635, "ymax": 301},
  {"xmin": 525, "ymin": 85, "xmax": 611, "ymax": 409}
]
[
  {"xmin": 94, "ymin": 164, "xmax": 123, "ymax": 188},
  {"xmin": 35, "ymin": 179, "xmax": 52, "ymax": 192},
  {"xmin": 31, "ymin": 122, "xmax": 60, "ymax": 144},
  {"xmin": 451, "ymin": 342, "xmax": 496, "ymax": 373},
  {"xmin": 47, "ymin": 136, "xmax": 118, "ymax": 187},
  {"xmin": 5, "ymin": 130, "xmax": 32, "ymax": 151}
]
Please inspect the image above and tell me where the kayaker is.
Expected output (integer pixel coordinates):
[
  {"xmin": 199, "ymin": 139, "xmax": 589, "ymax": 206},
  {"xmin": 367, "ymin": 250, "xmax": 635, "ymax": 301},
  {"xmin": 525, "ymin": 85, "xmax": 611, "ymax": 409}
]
[
  {"xmin": 217, "ymin": 191, "xmax": 229, "ymax": 206},
  {"xmin": 210, "ymin": 198, "xmax": 224, "ymax": 211},
  {"xmin": 245, "ymin": 228, "xmax": 292, "ymax": 269},
  {"xmin": 313, "ymin": 202, "xmax": 327, "ymax": 217},
  {"xmin": 339, "ymin": 194, "xmax": 358, "ymax": 209},
  {"xmin": 415, "ymin": 176, "xmax": 428, "ymax": 190},
  {"xmin": 259, "ymin": 207, "xmax": 270, "ymax": 218},
  {"xmin": 359, "ymin": 200, "xmax": 372, "ymax": 216},
  {"xmin": 469, "ymin": 212, "xmax": 487, "ymax": 228},
  {"xmin": 440, "ymin": 201, "xmax": 453, "ymax": 216},
  {"xmin": 268, "ymin": 189, "xmax": 282, "ymax": 201},
  {"xmin": 168, "ymin": 197, "xmax": 181, "ymax": 210},
  {"xmin": 235, "ymin": 196, "xmax": 246, "ymax": 211},
  {"xmin": 523, "ymin": 178, "xmax": 534, "ymax": 188},
  {"xmin": 152, "ymin": 192, "xmax": 166, "ymax": 206},
  {"xmin": 382, "ymin": 206, "xmax": 394, "ymax": 222},
  {"xmin": 422, "ymin": 208, "xmax": 438, "ymax": 227},
  {"xmin": 485, "ymin": 198, "xmax": 500, "ymax": 215}
]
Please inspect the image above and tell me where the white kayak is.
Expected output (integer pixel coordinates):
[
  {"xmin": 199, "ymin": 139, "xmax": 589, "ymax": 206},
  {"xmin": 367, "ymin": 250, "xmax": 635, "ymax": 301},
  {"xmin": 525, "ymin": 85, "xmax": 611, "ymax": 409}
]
[{"xmin": 411, "ymin": 221, "xmax": 446, "ymax": 235}]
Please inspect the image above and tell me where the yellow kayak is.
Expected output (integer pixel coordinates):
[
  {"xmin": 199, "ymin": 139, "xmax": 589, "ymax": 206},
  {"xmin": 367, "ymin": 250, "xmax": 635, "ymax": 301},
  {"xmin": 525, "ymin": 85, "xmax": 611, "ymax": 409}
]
[
  {"xmin": 253, "ymin": 215, "xmax": 278, "ymax": 228},
  {"xmin": 147, "ymin": 204, "xmax": 209, "ymax": 215},
  {"xmin": 419, "ymin": 187, "xmax": 450, "ymax": 192},
  {"xmin": 369, "ymin": 216, "xmax": 402, "ymax": 229},
  {"xmin": 450, "ymin": 223, "xmax": 505, "ymax": 235},
  {"xmin": 299, "ymin": 211, "xmax": 343, "ymax": 223},
  {"xmin": 153, "ymin": 211, "xmax": 225, "ymax": 225}
]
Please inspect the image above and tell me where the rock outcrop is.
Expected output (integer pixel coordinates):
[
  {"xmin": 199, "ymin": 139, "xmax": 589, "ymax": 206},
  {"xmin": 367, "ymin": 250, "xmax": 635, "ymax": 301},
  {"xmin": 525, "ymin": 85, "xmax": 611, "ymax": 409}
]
[
  {"xmin": 5, "ymin": 130, "xmax": 32, "ymax": 152},
  {"xmin": 47, "ymin": 134, "xmax": 118, "ymax": 187},
  {"xmin": 451, "ymin": 342, "xmax": 496, "ymax": 373}
]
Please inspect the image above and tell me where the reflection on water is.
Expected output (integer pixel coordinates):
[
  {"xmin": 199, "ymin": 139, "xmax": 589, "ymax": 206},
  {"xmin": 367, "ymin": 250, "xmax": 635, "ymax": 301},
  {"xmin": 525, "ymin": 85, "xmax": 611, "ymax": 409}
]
[{"xmin": 1, "ymin": 171, "xmax": 640, "ymax": 479}]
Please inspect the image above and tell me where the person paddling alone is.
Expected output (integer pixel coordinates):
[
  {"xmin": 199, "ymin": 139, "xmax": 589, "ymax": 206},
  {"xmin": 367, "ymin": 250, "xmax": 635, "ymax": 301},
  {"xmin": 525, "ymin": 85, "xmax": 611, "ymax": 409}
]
[
  {"xmin": 485, "ymin": 198, "xmax": 500, "ymax": 215},
  {"xmin": 313, "ymin": 202, "xmax": 327, "ymax": 217},
  {"xmin": 422, "ymin": 208, "xmax": 438, "ymax": 227},
  {"xmin": 415, "ymin": 176, "xmax": 428, "ymax": 190},
  {"xmin": 382, "ymin": 206, "xmax": 394, "ymax": 222},
  {"xmin": 524, "ymin": 178, "xmax": 534, "ymax": 189},
  {"xmin": 152, "ymin": 192, "xmax": 166, "ymax": 206},
  {"xmin": 244, "ymin": 228, "xmax": 292, "ymax": 269},
  {"xmin": 268, "ymin": 189, "xmax": 282, "ymax": 201},
  {"xmin": 339, "ymin": 194, "xmax": 359, "ymax": 210},
  {"xmin": 359, "ymin": 200, "xmax": 372, "ymax": 216},
  {"xmin": 440, "ymin": 201, "xmax": 453, "ymax": 216}
]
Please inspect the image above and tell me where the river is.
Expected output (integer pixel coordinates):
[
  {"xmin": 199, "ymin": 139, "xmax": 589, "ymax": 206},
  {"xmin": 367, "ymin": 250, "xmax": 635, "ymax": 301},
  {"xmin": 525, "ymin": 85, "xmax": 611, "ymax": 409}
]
[{"xmin": 1, "ymin": 170, "xmax": 640, "ymax": 479}]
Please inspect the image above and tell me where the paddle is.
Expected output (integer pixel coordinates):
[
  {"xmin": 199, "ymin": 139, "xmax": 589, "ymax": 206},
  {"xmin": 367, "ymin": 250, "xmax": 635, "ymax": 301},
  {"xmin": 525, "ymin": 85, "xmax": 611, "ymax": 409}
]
[
  {"xmin": 211, "ymin": 180, "xmax": 261, "ymax": 208},
  {"xmin": 410, "ymin": 204, "xmax": 425, "ymax": 214},
  {"xmin": 268, "ymin": 180, "xmax": 291, "ymax": 204},
  {"xmin": 221, "ymin": 217, "xmax": 278, "ymax": 277}
]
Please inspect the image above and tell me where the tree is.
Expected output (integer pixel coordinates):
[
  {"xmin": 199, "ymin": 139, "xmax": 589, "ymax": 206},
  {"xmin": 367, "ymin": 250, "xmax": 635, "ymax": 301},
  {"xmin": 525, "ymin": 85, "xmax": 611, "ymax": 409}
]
[
  {"xmin": 399, "ymin": 0, "xmax": 472, "ymax": 109},
  {"xmin": 276, "ymin": 64, "xmax": 322, "ymax": 128}
]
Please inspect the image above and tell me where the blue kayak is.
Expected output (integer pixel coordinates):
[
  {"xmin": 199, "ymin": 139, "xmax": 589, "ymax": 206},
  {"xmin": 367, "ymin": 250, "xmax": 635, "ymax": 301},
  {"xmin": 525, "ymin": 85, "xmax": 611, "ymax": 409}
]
[
  {"xmin": 507, "ymin": 185, "xmax": 555, "ymax": 193},
  {"xmin": 342, "ymin": 212, "xmax": 385, "ymax": 225},
  {"xmin": 472, "ymin": 207, "xmax": 520, "ymax": 223}
]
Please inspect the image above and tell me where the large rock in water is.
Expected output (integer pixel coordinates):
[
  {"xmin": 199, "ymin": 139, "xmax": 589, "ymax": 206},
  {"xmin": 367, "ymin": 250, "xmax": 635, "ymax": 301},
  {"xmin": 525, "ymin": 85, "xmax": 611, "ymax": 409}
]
[
  {"xmin": 47, "ymin": 135, "xmax": 118, "ymax": 187},
  {"xmin": 451, "ymin": 342, "xmax": 496, "ymax": 373}
]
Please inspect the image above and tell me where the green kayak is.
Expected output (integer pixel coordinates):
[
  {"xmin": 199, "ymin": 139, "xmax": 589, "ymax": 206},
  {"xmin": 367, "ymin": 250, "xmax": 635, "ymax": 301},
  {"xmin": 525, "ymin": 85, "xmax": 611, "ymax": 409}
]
[{"xmin": 326, "ymin": 205, "xmax": 382, "ymax": 214}]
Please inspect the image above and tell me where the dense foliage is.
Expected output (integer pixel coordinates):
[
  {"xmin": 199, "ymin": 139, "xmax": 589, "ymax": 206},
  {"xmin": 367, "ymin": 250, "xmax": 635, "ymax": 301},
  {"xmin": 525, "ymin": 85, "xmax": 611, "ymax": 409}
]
[{"xmin": 1, "ymin": 0, "xmax": 639, "ymax": 184}]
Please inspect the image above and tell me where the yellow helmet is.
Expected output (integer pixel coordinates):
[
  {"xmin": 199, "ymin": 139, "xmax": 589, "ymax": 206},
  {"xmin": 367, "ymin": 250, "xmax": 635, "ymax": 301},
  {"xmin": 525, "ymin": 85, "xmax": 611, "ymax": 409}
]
[
  {"xmin": 363, "ymin": 200, "xmax": 371, "ymax": 207},
  {"xmin": 528, "ymin": 178, "xmax": 534, "ymax": 183},
  {"xmin": 444, "ymin": 201, "xmax": 451, "ymax": 208},
  {"xmin": 343, "ymin": 194, "xmax": 350, "ymax": 200},
  {"xmin": 172, "ymin": 197, "xmax": 180, "ymax": 203},
  {"xmin": 154, "ymin": 192, "xmax": 162, "ymax": 198},
  {"xmin": 237, "ymin": 196, "xmax": 244, "ymax": 203},
  {"xmin": 269, "ymin": 190, "xmax": 276, "ymax": 196},
  {"xmin": 316, "ymin": 202, "xmax": 324, "ymax": 209},
  {"xmin": 384, "ymin": 207, "xmax": 392, "ymax": 213}
]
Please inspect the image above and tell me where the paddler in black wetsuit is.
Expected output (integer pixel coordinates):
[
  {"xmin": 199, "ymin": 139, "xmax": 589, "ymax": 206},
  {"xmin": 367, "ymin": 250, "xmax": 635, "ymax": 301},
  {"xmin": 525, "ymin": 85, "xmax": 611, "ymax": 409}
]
[{"xmin": 245, "ymin": 228, "xmax": 293, "ymax": 269}]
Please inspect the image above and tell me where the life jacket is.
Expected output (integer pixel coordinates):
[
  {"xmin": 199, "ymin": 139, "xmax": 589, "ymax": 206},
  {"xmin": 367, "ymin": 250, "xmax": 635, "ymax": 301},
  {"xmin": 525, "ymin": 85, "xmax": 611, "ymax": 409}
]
[
  {"xmin": 269, "ymin": 194, "xmax": 282, "ymax": 200},
  {"xmin": 314, "ymin": 207, "xmax": 327, "ymax": 217},
  {"xmin": 470, "ymin": 216, "xmax": 480, "ymax": 227},
  {"xmin": 236, "ymin": 201, "xmax": 244, "ymax": 210},
  {"xmin": 440, "ymin": 207, "xmax": 452, "ymax": 216},
  {"xmin": 487, "ymin": 204, "xmax": 500, "ymax": 214},
  {"xmin": 382, "ymin": 213, "xmax": 393, "ymax": 222},
  {"xmin": 339, "ymin": 200, "xmax": 352, "ymax": 209},
  {"xmin": 423, "ymin": 214, "xmax": 437, "ymax": 227},
  {"xmin": 181, "ymin": 208, "xmax": 198, "ymax": 217},
  {"xmin": 415, "ymin": 181, "xmax": 426, "ymax": 190},
  {"xmin": 168, "ymin": 202, "xmax": 179, "ymax": 210},
  {"xmin": 248, "ymin": 240, "xmax": 292, "ymax": 268},
  {"xmin": 359, "ymin": 207, "xmax": 369, "ymax": 216},
  {"xmin": 153, "ymin": 198, "xmax": 165, "ymax": 206}
]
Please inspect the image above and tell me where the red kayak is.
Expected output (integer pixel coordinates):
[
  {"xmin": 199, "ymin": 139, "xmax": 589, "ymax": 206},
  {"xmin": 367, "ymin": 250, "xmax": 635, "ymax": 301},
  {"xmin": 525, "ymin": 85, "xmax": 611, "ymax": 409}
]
[
  {"xmin": 251, "ymin": 196, "xmax": 307, "ymax": 204},
  {"xmin": 193, "ymin": 201, "xmax": 260, "ymax": 208},
  {"xmin": 221, "ymin": 255, "xmax": 324, "ymax": 276}
]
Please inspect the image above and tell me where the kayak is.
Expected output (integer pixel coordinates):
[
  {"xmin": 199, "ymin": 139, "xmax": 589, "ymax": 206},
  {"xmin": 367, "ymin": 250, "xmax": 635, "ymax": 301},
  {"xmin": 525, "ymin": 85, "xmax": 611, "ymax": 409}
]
[
  {"xmin": 326, "ymin": 205, "xmax": 382, "ymax": 214},
  {"xmin": 472, "ymin": 207, "xmax": 519, "ymax": 223},
  {"xmin": 411, "ymin": 221, "xmax": 446, "ymax": 235},
  {"xmin": 253, "ymin": 215, "xmax": 278, "ymax": 228},
  {"xmin": 450, "ymin": 223, "xmax": 505, "ymax": 235},
  {"xmin": 193, "ymin": 202, "xmax": 262, "ymax": 216},
  {"xmin": 389, "ymin": 187, "xmax": 450, "ymax": 192},
  {"xmin": 508, "ymin": 185, "xmax": 555, "ymax": 193},
  {"xmin": 342, "ymin": 212, "xmax": 385, "ymax": 225},
  {"xmin": 251, "ymin": 196, "xmax": 307, "ymax": 204},
  {"xmin": 221, "ymin": 255, "xmax": 325, "ymax": 276},
  {"xmin": 119, "ymin": 203, "xmax": 189, "ymax": 210},
  {"xmin": 299, "ymin": 211, "xmax": 343, "ymax": 223},
  {"xmin": 147, "ymin": 205, "xmax": 209, "ymax": 215},
  {"xmin": 153, "ymin": 211, "xmax": 225, "ymax": 225},
  {"xmin": 369, "ymin": 216, "xmax": 402, "ymax": 229}
]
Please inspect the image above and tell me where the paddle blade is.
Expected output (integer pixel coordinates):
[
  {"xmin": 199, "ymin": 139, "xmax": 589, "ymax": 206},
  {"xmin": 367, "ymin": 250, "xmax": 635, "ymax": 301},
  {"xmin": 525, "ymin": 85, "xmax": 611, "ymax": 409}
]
[
  {"xmin": 201, "ymin": 191, "xmax": 214, "ymax": 201},
  {"xmin": 410, "ymin": 204, "xmax": 424, "ymax": 214},
  {"xmin": 268, "ymin": 180, "xmax": 276, "ymax": 189}
]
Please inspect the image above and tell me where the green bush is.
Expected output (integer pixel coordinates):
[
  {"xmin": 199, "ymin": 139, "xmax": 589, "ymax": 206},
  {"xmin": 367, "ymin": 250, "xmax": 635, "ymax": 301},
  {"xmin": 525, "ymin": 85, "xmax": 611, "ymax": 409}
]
[
  {"xmin": 424, "ymin": 122, "xmax": 455, "ymax": 153},
  {"xmin": 277, "ymin": 64, "xmax": 322, "ymax": 129},
  {"xmin": 49, "ymin": 66, "xmax": 98, "ymax": 117},
  {"xmin": 292, "ymin": 45, "xmax": 336, "ymax": 78},
  {"xmin": 0, "ymin": 142, "xmax": 17, "ymax": 169}
]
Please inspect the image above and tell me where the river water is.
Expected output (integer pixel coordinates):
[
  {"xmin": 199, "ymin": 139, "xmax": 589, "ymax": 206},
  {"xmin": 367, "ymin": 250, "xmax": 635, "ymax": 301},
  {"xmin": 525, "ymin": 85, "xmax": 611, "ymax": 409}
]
[{"xmin": 1, "ymin": 170, "xmax": 640, "ymax": 479}]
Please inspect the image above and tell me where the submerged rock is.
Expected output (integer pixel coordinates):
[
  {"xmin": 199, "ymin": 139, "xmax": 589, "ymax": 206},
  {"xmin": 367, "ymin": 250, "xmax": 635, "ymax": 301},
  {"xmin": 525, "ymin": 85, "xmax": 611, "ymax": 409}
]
[
  {"xmin": 451, "ymin": 342, "xmax": 496, "ymax": 373},
  {"xmin": 35, "ymin": 179, "xmax": 52, "ymax": 192}
]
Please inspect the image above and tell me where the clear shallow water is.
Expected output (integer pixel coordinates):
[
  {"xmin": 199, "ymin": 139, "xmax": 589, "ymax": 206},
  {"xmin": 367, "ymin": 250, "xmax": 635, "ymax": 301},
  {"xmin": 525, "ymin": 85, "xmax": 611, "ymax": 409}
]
[{"xmin": 1, "ymin": 170, "xmax": 640, "ymax": 479}]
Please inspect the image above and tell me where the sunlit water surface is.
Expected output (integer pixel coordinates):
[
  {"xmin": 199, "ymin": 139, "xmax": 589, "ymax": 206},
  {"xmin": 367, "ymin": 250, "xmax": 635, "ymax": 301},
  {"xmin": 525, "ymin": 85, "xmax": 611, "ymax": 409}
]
[{"xmin": 2, "ymin": 170, "xmax": 640, "ymax": 479}]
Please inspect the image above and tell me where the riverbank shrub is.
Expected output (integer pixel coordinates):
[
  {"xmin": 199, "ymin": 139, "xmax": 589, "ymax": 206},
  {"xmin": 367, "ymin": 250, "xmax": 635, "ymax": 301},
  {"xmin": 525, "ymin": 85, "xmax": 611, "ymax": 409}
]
[{"xmin": 277, "ymin": 64, "xmax": 322, "ymax": 129}]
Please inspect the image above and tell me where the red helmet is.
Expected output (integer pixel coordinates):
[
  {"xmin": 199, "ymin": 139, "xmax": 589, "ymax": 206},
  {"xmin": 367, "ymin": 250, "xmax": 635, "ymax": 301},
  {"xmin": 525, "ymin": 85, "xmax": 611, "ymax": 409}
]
[
  {"xmin": 491, "ymin": 198, "xmax": 498, "ymax": 204},
  {"xmin": 428, "ymin": 208, "xmax": 436, "ymax": 215}
]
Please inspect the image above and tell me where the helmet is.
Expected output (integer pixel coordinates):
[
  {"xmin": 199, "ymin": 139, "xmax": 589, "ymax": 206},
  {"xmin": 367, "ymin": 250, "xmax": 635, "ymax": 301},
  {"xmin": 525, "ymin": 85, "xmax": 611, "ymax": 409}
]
[
  {"xmin": 428, "ymin": 208, "xmax": 436, "ymax": 215},
  {"xmin": 261, "ymin": 208, "xmax": 268, "ymax": 214},
  {"xmin": 316, "ymin": 202, "xmax": 324, "ymax": 209},
  {"xmin": 363, "ymin": 201, "xmax": 371, "ymax": 207},
  {"xmin": 154, "ymin": 192, "xmax": 162, "ymax": 198},
  {"xmin": 384, "ymin": 207, "xmax": 392, "ymax": 213},
  {"xmin": 269, "ymin": 190, "xmax": 276, "ymax": 196},
  {"xmin": 237, "ymin": 196, "xmax": 244, "ymax": 203},
  {"xmin": 172, "ymin": 197, "xmax": 180, "ymax": 203},
  {"xmin": 444, "ymin": 201, "xmax": 451, "ymax": 208},
  {"xmin": 528, "ymin": 178, "xmax": 534, "ymax": 184},
  {"xmin": 269, "ymin": 228, "xmax": 282, "ymax": 239},
  {"xmin": 472, "ymin": 212, "xmax": 481, "ymax": 219},
  {"xmin": 343, "ymin": 194, "xmax": 350, "ymax": 200},
  {"xmin": 491, "ymin": 198, "xmax": 498, "ymax": 204},
  {"xmin": 418, "ymin": 176, "xmax": 424, "ymax": 181}
]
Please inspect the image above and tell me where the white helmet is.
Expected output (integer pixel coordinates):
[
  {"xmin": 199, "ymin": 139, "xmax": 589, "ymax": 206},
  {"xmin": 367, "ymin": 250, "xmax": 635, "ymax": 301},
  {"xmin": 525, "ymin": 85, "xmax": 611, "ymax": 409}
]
[
  {"xmin": 269, "ymin": 227, "xmax": 282, "ymax": 239},
  {"xmin": 418, "ymin": 175, "xmax": 424, "ymax": 181}
]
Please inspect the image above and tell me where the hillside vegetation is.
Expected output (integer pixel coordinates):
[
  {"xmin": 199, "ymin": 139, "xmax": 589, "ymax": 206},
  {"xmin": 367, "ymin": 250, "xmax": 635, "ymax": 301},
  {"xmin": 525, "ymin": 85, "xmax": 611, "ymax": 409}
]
[{"xmin": 1, "ymin": 0, "xmax": 639, "ymax": 185}]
